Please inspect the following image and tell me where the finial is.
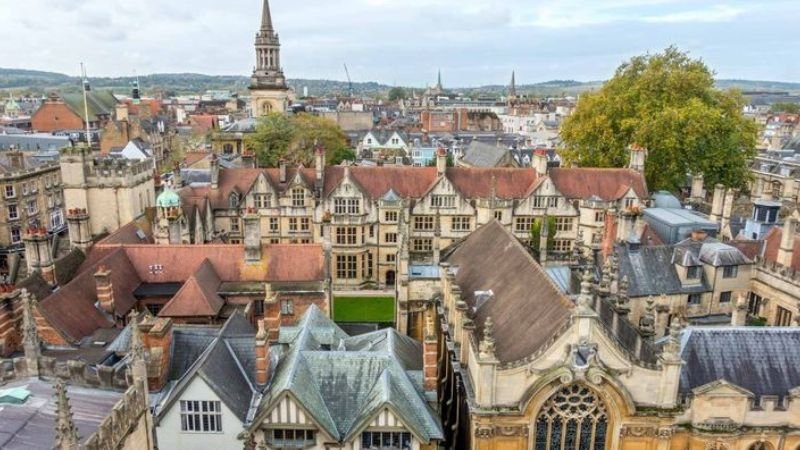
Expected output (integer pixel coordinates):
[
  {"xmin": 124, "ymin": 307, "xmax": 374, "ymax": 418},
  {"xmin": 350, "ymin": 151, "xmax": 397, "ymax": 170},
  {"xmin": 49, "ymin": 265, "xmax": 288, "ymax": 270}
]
[
  {"xmin": 479, "ymin": 317, "xmax": 496, "ymax": 360},
  {"xmin": 128, "ymin": 310, "xmax": 145, "ymax": 363},
  {"xmin": 54, "ymin": 380, "xmax": 80, "ymax": 449},
  {"xmin": 640, "ymin": 296, "xmax": 656, "ymax": 336},
  {"xmin": 576, "ymin": 268, "xmax": 595, "ymax": 313},
  {"xmin": 21, "ymin": 288, "xmax": 40, "ymax": 353},
  {"xmin": 662, "ymin": 317, "xmax": 683, "ymax": 361}
]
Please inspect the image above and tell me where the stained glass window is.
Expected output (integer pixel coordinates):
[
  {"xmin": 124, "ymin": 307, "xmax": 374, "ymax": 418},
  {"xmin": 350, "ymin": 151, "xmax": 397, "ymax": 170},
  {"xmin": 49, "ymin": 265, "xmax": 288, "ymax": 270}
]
[{"xmin": 533, "ymin": 385, "xmax": 609, "ymax": 450}]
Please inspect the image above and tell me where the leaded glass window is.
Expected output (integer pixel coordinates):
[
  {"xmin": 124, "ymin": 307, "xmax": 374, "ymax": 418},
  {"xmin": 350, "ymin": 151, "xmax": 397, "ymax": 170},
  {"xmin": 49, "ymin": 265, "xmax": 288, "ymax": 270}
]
[{"xmin": 534, "ymin": 385, "xmax": 608, "ymax": 450}]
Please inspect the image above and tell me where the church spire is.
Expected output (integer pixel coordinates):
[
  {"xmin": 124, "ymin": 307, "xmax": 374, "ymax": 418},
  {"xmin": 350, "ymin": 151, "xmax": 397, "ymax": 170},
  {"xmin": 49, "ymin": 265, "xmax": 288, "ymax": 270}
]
[
  {"xmin": 436, "ymin": 69, "xmax": 443, "ymax": 90},
  {"xmin": 509, "ymin": 70, "xmax": 517, "ymax": 98},
  {"xmin": 260, "ymin": 0, "xmax": 273, "ymax": 31}
]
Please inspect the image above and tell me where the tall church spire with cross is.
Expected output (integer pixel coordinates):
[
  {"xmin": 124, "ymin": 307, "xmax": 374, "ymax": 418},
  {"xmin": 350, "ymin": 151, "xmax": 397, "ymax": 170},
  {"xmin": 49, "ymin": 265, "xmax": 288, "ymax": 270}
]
[{"xmin": 250, "ymin": 0, "xmax": 290, "ymax": 115}]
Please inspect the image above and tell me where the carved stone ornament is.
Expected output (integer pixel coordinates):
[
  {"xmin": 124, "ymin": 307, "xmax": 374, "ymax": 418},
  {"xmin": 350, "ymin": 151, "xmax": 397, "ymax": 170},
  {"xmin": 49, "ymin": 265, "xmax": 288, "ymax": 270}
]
[
  {"xmin": 474, "ymin": 425, "xmax": 529, "ymax": 439},
  {"xmin": 619, "ymin": 425, "xmax": 657, "ymax": 437},
  {"xmin": 527, "ymin": 339, "xmax": 631, "ymax": 381}
]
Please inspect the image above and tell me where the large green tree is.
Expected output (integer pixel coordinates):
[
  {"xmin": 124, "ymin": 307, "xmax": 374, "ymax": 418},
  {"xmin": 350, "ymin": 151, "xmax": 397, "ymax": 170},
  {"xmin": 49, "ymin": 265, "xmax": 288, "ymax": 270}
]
[
  {"xmin": 245, "ymin": 113, "xmax": 351, "ymax": 167},
  {"xmin": 560, "ymin": 47, "xmax": 757, "ymax": 191}
]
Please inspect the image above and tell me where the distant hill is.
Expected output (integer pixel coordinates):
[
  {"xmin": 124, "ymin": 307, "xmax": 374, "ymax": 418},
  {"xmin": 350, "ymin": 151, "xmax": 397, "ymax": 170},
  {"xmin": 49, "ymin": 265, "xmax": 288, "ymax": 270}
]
[{"xmin": 1, "ymin": 67, "xmax": 798, "ymax": 98}]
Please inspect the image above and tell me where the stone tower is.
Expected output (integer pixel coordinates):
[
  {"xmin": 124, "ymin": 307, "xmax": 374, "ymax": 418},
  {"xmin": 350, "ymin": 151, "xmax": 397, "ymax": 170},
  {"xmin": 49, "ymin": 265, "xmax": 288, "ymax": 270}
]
[{"xmin": 249, "ymin": 0, "xmax": 290, "ymax": 115}]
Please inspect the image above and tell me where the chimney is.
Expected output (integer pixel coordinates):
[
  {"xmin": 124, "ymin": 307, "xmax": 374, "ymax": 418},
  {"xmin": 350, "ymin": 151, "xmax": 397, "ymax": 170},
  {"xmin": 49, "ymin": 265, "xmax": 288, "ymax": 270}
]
[
  {"xmin": 255, "ymin": 319, "xmax": 270, "ymax": 386},
  {"xmin": 690, "ymin": 229, "xmax": 708, "ymax": 242},
  {"xmin": 23, "ymin": 228, "xmax": 54, "ymax": 285},
  {"xmin": 241, "ymin": 150, "xmax": 256, "ymax": 169},
  {"xmin": 628, "ymin": 144, "xmax": 646, "ymax": 173},
  {"xmin": 115, "ymin": 104, "xmax": 129, "ymax": 122},
  {"xmin": 777, "ymin": 217, "xmax": 795, "ymax": 267},
  {"xmin": 709, "ymin": 184, "xmax": 725, "ymax": 223},
  {"xmin": 172, "ymin": 162, "xmax": 182, "ymax": 188},
  {"xmin": 532, "ymin": 148, "xmax": 548, "ymax": 177},
  {"xmin": 210, "ymin": 154, "xmax": 219, "ymax": 190},
  {"xmin": 138, "ymin": 315, "xmax": 174, "ymax": 391},
  {"xmin": 94, "ymin": 265, "xmax": 115, "ymax": 315},
  {"xmin": 720, "ymin": 188, "xmax": 738, "ymax": 240},
  {"xmin": 279, "ymin": 159, "xmax": 287, "ymax": 184},
  {"xmin": 243, "ymin": 208, "xmax": 262, "ymax": 262},
  {"xmin": 689, "ymin": 173, "xmax": 705, "ymax": 202},
  {"xmin": 436, "ymin": 147, "xmax": 447, "ymax": 177},
  {"xmin": 315, "ymin": 145, "xmax": 325, "ymax": 182},
  {"xmin": 66, "ymin": 208, "xmax": 91, "ymax": 252}
]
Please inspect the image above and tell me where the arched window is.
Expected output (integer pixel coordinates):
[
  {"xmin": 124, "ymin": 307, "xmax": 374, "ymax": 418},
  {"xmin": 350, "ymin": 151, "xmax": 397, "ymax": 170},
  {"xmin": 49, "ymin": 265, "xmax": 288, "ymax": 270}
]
[
  {"xmin": 748, "ymin": 442, "xmax": 772, "ymax": 450},
  {"xmin": 534, "ymin": 385, "xmax": 608, "ymax": 450}
]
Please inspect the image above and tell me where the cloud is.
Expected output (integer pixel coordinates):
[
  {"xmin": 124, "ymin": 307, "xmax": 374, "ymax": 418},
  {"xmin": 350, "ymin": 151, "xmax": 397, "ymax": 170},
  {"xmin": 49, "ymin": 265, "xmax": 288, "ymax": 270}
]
[{"xmin": 0, "ymin": 0, "xmax": 798, "ymax": 85}]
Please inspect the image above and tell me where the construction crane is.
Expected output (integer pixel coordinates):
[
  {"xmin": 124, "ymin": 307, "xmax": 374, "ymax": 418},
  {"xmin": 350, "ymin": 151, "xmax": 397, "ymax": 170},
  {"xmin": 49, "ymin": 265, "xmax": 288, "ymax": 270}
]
[{"xmin": 343, "ymin": 64, "xmax": 353, "ymax": 98}]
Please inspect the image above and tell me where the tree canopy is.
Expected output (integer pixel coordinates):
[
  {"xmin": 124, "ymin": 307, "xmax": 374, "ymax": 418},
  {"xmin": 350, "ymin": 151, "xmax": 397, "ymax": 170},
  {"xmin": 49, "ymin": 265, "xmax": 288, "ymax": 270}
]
[
  {"xmin": 560, "ymin": 47, "xmax": 757, "ymax": 191},
  {"xmin": 244, "ymin": 113, "xmax": 352, "ymax": 167},
  {"xmin": 770, "ymin": 102, "xmax": 800, "ymax": 114},
  {"xmin": 388, "ymin": 87, "xmax": 407, "ymax": 101}
]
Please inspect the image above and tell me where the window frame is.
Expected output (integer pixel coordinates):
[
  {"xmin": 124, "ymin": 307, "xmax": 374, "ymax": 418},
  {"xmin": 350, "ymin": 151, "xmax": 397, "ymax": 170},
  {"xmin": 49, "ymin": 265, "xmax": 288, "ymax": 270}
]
[
  {"xmin": 413, "ymin": 216, "xmax": 434, "ymax": 231},
  {"xmin": 336, "ymin": 255, "xmax": 358, "ymax": 279},
  {"xmin": 179, "ymin": 400, "xmax": 223, "ymax": 433},
  {"xmin": 451, "ymin": 216, "xmax": 472, "ymax": 232},
  {"xmin": 291, "ymin": 188, "xmax": 305, "ymax": 207},
  {"xmin": 722, "ymin": 265, "xmax": 738, "ymax": 279}
]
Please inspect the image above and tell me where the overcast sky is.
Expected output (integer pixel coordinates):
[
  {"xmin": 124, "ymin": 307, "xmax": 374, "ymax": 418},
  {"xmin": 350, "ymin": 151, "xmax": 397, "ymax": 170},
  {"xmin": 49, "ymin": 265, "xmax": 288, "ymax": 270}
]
[{"xmin": 4, "ymin": 0, "xmax": 799, "ymax": 87}]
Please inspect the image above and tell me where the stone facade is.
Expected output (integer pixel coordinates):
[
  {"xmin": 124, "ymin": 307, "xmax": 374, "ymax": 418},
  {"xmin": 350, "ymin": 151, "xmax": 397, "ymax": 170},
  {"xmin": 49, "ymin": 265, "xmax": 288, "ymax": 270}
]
[
  {"xmin": 60, "ymin": 146, "xmax": 155, "ymax": 238},
  {"xmin": 249, "ymin": 0, "xmax": 290, "ymax": 115}
]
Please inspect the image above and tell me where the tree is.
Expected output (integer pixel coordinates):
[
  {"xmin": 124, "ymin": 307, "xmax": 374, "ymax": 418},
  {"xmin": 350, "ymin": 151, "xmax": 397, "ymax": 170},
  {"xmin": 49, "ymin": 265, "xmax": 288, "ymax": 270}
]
[
  {"xmin": 560, "ymin": 47, "xmax": 757, "ymax": 191},
  {"xmin": 245, "ymin": 113, "xmax": 350, "ymax": 167},
  {"xmin": 388, "ymin": 87, "xmax": 407, "ymax": 101}
]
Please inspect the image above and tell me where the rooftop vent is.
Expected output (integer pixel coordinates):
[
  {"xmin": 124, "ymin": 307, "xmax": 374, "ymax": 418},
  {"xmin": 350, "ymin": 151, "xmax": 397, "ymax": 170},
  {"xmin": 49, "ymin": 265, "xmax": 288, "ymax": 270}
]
[{"xmin": 0, "ymin": 387, "xmax": 31, "ymax": 405}]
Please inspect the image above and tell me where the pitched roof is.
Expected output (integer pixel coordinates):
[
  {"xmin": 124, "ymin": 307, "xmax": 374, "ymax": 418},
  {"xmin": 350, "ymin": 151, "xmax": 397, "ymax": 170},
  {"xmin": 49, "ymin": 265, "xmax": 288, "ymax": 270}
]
[
  {"xmin": 616, "ymin": 244, "xmax": 711, "ymax": 297},
  {"xmin": 259, "ymin": 305, "xmax": 443, "ymax": 443},
  {"xmin": 548, "ymin": 168, "xmax": 648, "ymax": 201},
  {"xmin": 680, "ymin": 328, "xmax": 800, "ymax": 397},
  {"xmin": 61, "ymin": 91, "xmax": 117, "ymax": 119},
  {"xmin": 157, "ymin": 312, "xmax": 257, "ymax": 423},
  {"xmin": 763, "ymin": 226, "xmax": 800, "ymax": 269},
  {"xmin": 460, "ymin": 141, "xmax": 512, "ymax": 167},
  {"xmin": 159, "ymin": 259, "xmax": 224, "ymax": 318},
  {"xmin": 443, "ymin": 220, "xmax": 574, "ymax": 363},
  {"xmin": 38, "ymin": 248, "xmax": 141, "ymax": 343}
]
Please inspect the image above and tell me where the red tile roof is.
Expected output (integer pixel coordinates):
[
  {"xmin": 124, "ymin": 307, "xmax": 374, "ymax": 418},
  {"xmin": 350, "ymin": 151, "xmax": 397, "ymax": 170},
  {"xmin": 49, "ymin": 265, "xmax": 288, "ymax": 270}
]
[
  {"xmin": 763, "ymin": 227, "xmax": 800, "ymax": 269},
  {"xmin": 38, "ymin": 248, "xmax": 141, "ymax": 343},
  {"xmin": 548, "ymin": 168, "xmax": 648, "ymax": 201},
  {"xmin": 159, "ymin": 259, "xmax": 224, "ymax": 317},
  {"xmin": 729, "ymin": 240, "xmax": 764, "ymax": 262},
  {"xmin": 265, "ymin": 245, "xmax": 325, "ymax": 282}
]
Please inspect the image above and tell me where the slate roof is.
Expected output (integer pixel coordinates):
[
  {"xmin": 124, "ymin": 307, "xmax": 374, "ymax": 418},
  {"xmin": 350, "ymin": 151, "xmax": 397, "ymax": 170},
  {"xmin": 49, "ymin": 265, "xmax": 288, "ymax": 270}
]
[
  {"xmin": 680, "ymin": 328, "xmax": 800, "ymax": 397},
  {"xmin": 156, "ymin": 312, "xmax": 257, "ymax": 422},
  {"xmin": 61, "ymin": 91, "xmax": 117, "ymax": 119},
  {"xmin": 443, "ymin": 220, "xmax": 574, "ymax": 363},
  {"xmin": 460, "ymin": 141, "xmax": 512, "ymax": 167},
  {"xmin": 257, "ymin": 305, "xmax": 443, "ymax": 444},
  {"xmin": 616, "ymin": 243, "xmax": 711, "ymax": 297}
]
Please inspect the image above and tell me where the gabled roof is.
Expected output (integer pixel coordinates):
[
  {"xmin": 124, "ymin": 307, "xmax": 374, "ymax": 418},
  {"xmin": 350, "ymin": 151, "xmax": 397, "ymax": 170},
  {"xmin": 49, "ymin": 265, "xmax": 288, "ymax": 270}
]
[
  {"xmin": 443, "ymin": 220, "xmax": 573, "ymax": 363},
  {"xmin": 61, "ymin": 91, "xmax": 117, "ymax": 119},
  {"xmin": 548, "ymin": 168, "xmax": 648, "ymax": 201},
  {"xmin": 258, "ymin": 305, "xmax": 442, "ymax": 443},
  {"xmin": 680, "ymin": 328, "xmax": 800, "ymax": 397},
  {"xmin": 159, "ymin": 259, "xmax": 224, "ymax": 318},
  {"xmin": 460, "ymin": 141, "xmax": 512, "ymax": 167},
  {"xmin": 156, "ymin": 312, "xmax": 257, "ymax": 423}
]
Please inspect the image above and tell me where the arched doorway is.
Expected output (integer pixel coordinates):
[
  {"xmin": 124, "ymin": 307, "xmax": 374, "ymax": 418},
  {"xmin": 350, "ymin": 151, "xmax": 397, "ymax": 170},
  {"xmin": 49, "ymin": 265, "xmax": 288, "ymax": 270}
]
[
  {"xmin": 534, "ymin": 384, "xmax": 609, "ymax": 450},
  {"xmin": 386, "ymin": 270, "xmax": 396, "ymax": 287}
]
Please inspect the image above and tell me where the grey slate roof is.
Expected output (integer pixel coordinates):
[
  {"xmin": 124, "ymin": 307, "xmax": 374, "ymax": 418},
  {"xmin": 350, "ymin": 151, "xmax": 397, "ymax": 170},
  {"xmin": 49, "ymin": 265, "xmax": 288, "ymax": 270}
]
[
  {"xmin": 616, "ymin": 244, "xmax": 711, "ymax": 297},
  {"xmin": 156, "ymin": 311, "xmax": 257, "ymax": 423},
  {"xmin": 256, "ymin": 305, "xmax": 443, "ymax": 444},
  {"xmin": 680, "ymin": 328, "xmax": 800, "ymax": 397},
  {"xmin": 460, "ymin": 140, "xmax": 510, "ymax": 167}
]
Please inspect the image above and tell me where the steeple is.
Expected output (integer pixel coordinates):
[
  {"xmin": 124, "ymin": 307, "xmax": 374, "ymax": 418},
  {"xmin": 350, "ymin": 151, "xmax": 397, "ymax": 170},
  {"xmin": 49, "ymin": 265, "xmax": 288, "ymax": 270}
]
[
  {"xmin": 509, "ymin": 70, "xmax": 517, "ymax": 98},
  {"xmin": 260, "ymin": 0, "xmax": 273, "ymax": 31},
  {"xmin": 436, "ymin": 69, "xmax": 443, "ymax": 91}
]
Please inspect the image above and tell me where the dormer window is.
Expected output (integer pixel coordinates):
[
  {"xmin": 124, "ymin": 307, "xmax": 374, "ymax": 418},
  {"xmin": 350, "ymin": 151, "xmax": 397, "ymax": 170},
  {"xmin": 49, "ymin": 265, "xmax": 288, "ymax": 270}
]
[
  {"xmin": 687, "ymin": 266, "xmax": 701, "ymax": 280},
  {"xmin": 229, "ymin": 192, "xmax": 240, "ymax": 209}
]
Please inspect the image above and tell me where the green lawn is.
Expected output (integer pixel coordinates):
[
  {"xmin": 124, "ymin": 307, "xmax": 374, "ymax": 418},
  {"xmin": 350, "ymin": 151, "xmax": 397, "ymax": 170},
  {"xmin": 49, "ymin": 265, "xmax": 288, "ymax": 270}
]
[{"xmin": 333, "ymin": 296, "xmax": 395, "ymax": 323}]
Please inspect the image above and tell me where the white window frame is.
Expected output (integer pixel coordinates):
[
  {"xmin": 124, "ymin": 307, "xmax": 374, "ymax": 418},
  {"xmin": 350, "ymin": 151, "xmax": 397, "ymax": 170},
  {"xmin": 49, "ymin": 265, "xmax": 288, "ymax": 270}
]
[{"xmin": 179, "ymin": 400, "xmax": 222, "ymax": 433}]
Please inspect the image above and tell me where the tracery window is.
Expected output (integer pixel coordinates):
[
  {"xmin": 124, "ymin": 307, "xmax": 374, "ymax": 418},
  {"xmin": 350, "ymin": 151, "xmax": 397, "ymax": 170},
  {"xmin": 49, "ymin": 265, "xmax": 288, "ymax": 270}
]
[{"xmin": 534, "ymin": 385, "xmax": 608, "ymax": 450}]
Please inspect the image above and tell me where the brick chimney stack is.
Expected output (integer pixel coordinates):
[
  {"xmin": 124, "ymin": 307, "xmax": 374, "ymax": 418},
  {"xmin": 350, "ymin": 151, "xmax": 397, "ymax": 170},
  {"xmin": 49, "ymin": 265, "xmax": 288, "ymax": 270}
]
[
  {"xmin": 532, "ymin": 148, "xmax": 548, "ymax": 177},
  {"xmin": 255, "ymin": 319, "xmax": 270, "ymax": 386},
  {"xmin": 94, "ymin": 265, "xmax": 115, "ymax": 315}
]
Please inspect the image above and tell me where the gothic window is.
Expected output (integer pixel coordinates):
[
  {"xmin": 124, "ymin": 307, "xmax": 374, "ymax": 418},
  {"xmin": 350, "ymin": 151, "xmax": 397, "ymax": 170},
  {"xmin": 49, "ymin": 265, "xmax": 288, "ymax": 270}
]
[{"xmin": 534, "ymin": 385, "xmax": 609, "ymax": 450}]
